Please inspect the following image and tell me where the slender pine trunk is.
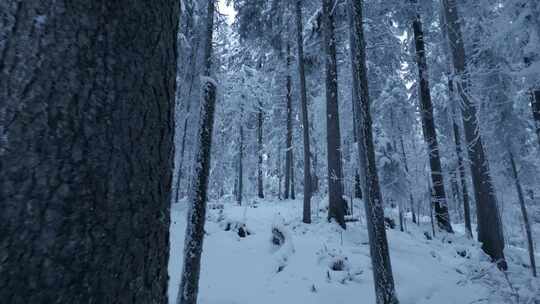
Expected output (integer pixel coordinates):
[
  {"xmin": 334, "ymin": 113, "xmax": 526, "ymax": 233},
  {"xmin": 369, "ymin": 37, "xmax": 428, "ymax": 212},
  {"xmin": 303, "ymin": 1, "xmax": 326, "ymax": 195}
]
[
  {"xmin": 449, "ymin": 80, "xmax": 473, "ymax": 238},
  {"xmin": 257, "ymin": 101, "xmax": 265, "ymax": 199},
  {"xmin": 350, "ymin": 0, "xmax": 399, "ymax": 302},
  {"xmin": 412, "ymin": 13, "xmax": 453, "ymax": 233},
  {"xmin": 509, "ymin": 152, "xmax": 537, "ymax": 277},
  {"xmin": 295, "ymin": 0, "xmax": 313, "ymax": 223},
  {"xmin": 284, "ymin": 42, "xmax": 293, "ymax": 200}
]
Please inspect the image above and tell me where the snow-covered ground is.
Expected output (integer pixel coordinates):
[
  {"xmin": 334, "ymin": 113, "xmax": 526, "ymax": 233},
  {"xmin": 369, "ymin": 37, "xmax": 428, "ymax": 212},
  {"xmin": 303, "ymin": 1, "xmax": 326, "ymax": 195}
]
[{"xmin": 168, "ymin": 197, "xmax": 540, "ymax": 304}]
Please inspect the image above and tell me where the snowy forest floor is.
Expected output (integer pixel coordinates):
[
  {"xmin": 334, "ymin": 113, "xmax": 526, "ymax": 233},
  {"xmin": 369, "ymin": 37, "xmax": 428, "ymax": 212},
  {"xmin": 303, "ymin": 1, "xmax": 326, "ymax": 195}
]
[{"xmin": 168, "ymin": 196, "xmax": 540, "ymax": 304}]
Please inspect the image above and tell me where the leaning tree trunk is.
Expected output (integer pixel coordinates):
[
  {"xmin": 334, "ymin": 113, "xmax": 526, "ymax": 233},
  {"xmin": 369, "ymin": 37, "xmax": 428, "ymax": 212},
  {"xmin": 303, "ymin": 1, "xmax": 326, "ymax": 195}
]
[
  {"xmin": 284, "ymin": 42, "xmax": 293, "ymax": 200},
  {"xmin": 178, "ymin": 1, "xmax": 217, "ymax": 304},
  {"xmin": 295, "ymin": 0, "xmax": 313, "ymax": 223},
  {"xmin": 412, "ymin": 13, "xmax": 453, "ymax": 233},
  {"xmin": 350, "ymin": 0, "xmax": 399, "ymax": 303},
  {"xmin": 531, "ymin": 89, "xmax": 540, "ymax": 149},
  {"xmin": 257, "ymin": 100, "xmax": 265, "ymax": 199},
  {"xmin": 323, "ymin": 0, "xmax": 346, "ymax": 228},
  {"xmin": 442, "ymin": 0, "xmax": 506, "ymax": 270},
  {"xmin": 509, "ymin": 152, "xmax": 537, "ymax": 277},
  {"xmin": 0, "ymin": 1, "xmax": 178, "ymax": 303}
]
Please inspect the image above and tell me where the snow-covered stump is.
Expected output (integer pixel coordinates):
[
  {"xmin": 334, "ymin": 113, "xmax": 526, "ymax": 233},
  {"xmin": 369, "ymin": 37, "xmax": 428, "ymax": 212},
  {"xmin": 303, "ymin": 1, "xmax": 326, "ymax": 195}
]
[
  {"xmin": 178, "ymin": 77, "xmax": 217, "ymax": 304},
  {"xmin": 270, "ymin": 219, "xmax": 295, "ymax": 273}
]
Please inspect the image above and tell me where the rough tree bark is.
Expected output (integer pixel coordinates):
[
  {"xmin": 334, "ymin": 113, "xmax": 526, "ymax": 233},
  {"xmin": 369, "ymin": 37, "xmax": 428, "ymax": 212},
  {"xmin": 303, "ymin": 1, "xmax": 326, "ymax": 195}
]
[
  {"xmin": 442, "ymin": 0, "xmax": 506, "ymax": 270},
  {"xmin": 178, "ymin": 1, "xmax": 217, "ymax": 303},
  {"xmin": 509, "ymin": 152, "xmax": 537, "ymax": 277},
  {"xmin": 0, "ymin": 1, "xmax": 178, "ymax": 303},
  {"xmin": 350, "ymin": 0, "xmax": 399, "ymax": 303},
  {"xmin": 295, "ymin": 0, "xmax": 312, "ymax": 223},
  {"xmin": 323, "ymin": 0, "xmax": 346, "ymax": 228},
  {"xmin": 412, "ymin": 12, "xmax": 453, "ymax": 233},
  {"xmin": 284, "ymin": 42, "xmax": 293, "ymax": 200}
]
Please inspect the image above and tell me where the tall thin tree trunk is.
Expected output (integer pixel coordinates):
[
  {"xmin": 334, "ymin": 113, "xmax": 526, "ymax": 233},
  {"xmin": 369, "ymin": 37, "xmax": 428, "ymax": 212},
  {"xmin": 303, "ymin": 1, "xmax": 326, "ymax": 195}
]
[
  {"xmin": 291, "ymin": 159, "xmax": 296, "ymax": 199},
  {"xmin": 450, "ymin": 83, "xmax": 473, "ymax": 239},
  {"xmin": 178, "ymin": 1, "xmax": 217, "ymax": 303},
  {"xmin": 348, "ymin": 2, "xmax": 366, "ymax": 200},
  {"xmin": 509, "ymin": 152, "xmax": 537, "ymax": 277},
  {"xmin": 278, "ymin": 144, "xmax": 283, "ymax": 200},
  {"xmin": 531, "ymin": 89, "xmax": 540, "ymax": 149},
  {"xmin": 237, "ymin": 119, "xmax": 244, "ymax": 206},
  {"xmin": 399, "ymin": 135, "xmax": 417, "ymax": 224},
  {"xmin": 323, "ymin": 0, "xmax": 346, "ymax": 228},
  {"xmin": 442, "ymin": 0, "xmax": 506, "ymax": 270},
  {"xmin": 175, "ymin": 0, "xmax": 198, "ymax": 203},
  {"xmin": 257, "ymin": 101, "xmax": 265, "ymax": 199},
  {"xmin": 350, "ymin": 0, "xmax": 399, "ymax": 302},
  {"xmin": 412, "ymin": 13, "xmax": 453, "ymax": 233},
  {"xmin": 0, "ymin": 1, "xmax": 178, "ymax": 302},
  {"xmin": 284, "ymin": 42, "xmax": 293, "ymax": 200},
  {"xmin": 295, "ymin": 0, "xmax": 313, "ymax": 223}
]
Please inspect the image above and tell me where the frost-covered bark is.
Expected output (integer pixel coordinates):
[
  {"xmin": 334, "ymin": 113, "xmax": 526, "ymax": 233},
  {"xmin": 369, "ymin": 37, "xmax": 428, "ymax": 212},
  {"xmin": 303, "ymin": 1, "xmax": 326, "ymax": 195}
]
[
  {"xmin": 322, "ymin": 0, "xmax": 346, "ymax": 228},
  {"xmin": 178, "ymin": 1, "xmax": 217, "ymax": 303},
  {"xmin": 412, "ymin": 13, "xmax": 453, "ymax": 233},
  {"xmin": 441, "ymin": 0, "xmax": 506, "ymax": 270},
  {"xmin": 178, "ymin": 79, "xmax": 217, "ymax": 304},
  {"xmin": 0, "ymin": 1, "xmax": 178, "ymax": 302},
  {"xmin": 350, "ymin": 0, "xmax": 399, "ymax": 303},
  {"xmin": 295, "ymin": 0, "xmax": 312, "ymax": 223}
]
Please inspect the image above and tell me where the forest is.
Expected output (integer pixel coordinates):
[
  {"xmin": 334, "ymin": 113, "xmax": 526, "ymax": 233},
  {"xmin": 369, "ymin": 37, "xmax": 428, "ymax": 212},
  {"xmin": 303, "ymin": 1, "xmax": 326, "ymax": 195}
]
[{"xmin": 1, "ymin": 0, "xmax": 539, "ymax": 303}]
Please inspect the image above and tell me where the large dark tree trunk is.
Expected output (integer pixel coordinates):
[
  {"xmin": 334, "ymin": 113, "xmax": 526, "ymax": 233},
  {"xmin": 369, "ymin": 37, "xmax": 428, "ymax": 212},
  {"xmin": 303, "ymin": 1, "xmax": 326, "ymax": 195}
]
[
  {"xmin": 178, "ymin": 1, "xmax": 217, "ymax": 303},
  {"xmin": 295, "ymin": 0, "xmax": 312, "ymax": 223},
  {"xmin": 531, "ymin": 89, "xmax": 540, "ymax": 148},
  {"xmin": 0, "ymin": 1, "xmax": 178, "ymax": 303},
  {"xmin": 508, "ymin": 152, "xmax": 537, "ymax": 277},
  {"xmin": 350, "ymin": 1, "xmax": 399, "ymax": 303},
  {"xmin": 442, "ymin": 0, "xmax": 506, "ymax": 270},
  {"xmin": 348, "ymin": 3, "xmax": 366, "ymax": 201},
  {"xmin": 322, "ymin": 0, "xmax": 346, "ymax": 228},
  {"xmin": 412, "ymin": 13, "xmax": 453, "ymax": 233},
  {"xmin": 257, "ymin": 101, "xmax": 265, "ymax": 199},
  {"xmin": 284, "ymin": 42, "xmax": 293, "ymax": 200}
]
